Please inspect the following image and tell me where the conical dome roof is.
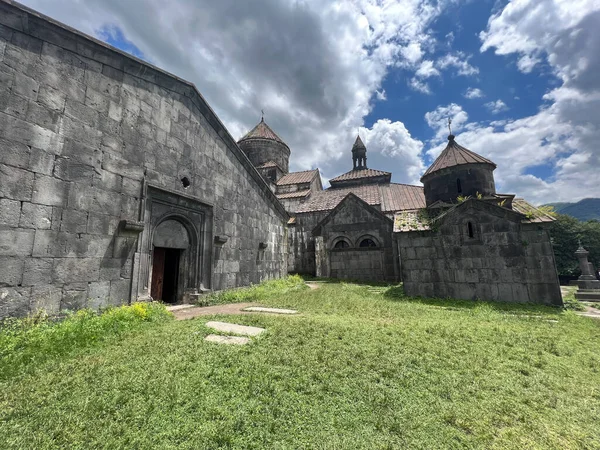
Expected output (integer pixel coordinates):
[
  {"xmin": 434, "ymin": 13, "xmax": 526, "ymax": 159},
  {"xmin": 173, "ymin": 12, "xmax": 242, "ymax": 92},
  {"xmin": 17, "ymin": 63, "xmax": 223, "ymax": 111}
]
[
  {"xmin": 352, "ymin": 135, "xmax": 366, "ymax": 151},
  {"xmin": 238, "ymin": 118, "xmax": 289, "ymax": 149},
  {"xmin": 421, "ymin": 135, "xmax": 496, "ymax": 180}
]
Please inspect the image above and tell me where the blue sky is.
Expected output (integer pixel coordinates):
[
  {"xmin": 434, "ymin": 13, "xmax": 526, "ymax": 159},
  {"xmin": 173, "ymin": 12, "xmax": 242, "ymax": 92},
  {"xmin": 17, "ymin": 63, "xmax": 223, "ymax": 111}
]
[{"xmin": 22, "ymin": 0, "xmax": 600, "ymax": 204}]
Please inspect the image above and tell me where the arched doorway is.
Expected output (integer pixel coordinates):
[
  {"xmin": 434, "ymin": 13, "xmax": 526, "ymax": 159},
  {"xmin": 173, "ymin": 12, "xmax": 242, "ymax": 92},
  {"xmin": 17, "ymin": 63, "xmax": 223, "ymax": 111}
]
[{"xmin": 151, "ymin": 218, "xmax": 191, "ymax": 303}]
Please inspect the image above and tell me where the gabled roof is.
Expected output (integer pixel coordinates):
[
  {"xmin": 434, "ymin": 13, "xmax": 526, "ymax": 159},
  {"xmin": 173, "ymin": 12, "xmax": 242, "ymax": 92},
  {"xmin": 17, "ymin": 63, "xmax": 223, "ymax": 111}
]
[
  {"xmin": 381, "ymin": 184, "xmax": 426, "ymax": 212},
  {"xmin": 238, "ymin": 118, "xmax": 289, "ymax": 149},
  {"xmin": 421, "ymin": 135, "xmax": 496, "ymax": 180},
  {"xmin": 312, "ymin": 193, "xmax": 393, "ymax": 236},
  {"xmin": 276, "ymin": 169, "xmax": 320, "ymax": 186},
  {"xmin": 329, "ymin": 168, "xmax": 391, "ymax": 183}
]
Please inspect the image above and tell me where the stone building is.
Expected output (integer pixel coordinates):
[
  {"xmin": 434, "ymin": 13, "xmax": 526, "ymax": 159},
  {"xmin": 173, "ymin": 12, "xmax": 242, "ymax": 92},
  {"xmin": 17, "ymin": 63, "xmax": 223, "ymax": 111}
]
[
  {"xmin": 0, "ymin": 2, "xmax": 288, "ymax": 318},
  {"xmin": 0, "ymin": 2, "xmax": 563, "ymax": 317}
]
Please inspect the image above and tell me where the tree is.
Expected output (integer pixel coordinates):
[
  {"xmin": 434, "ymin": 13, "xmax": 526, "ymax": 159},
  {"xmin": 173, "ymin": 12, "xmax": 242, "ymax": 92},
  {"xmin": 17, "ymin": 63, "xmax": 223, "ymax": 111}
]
[{"xmin": 549, "ymin": 213, "xmax": 600, "ymax": 277}]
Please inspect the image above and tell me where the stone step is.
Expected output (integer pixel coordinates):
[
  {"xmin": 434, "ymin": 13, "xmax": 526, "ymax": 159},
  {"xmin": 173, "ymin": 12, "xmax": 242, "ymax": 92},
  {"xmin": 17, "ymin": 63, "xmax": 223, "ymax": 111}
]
[
  {"xmin": 166, "ymin": 304, "xmax": 196, "ymax": 312},
  {"xmin": 575, "ymin": 291, "xmax": 600, "ymax": 301},
  {"xmin": 242, "ymin": 306, "xmax": 297, "ymax": 314},
  {"xmin": 204, "ymin": 334, "xmax": 250, "ymax": 345},
  {"xmin": 205, "ymin": 321, "xmax": 266, "ymax": 337}
]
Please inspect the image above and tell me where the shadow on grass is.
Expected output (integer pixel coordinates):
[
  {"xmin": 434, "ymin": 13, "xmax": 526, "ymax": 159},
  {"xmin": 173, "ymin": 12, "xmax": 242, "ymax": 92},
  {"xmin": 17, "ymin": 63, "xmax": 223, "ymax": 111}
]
[{"xmin": 382, "ymin": 285, "xmax": 564, "ymax": 316}]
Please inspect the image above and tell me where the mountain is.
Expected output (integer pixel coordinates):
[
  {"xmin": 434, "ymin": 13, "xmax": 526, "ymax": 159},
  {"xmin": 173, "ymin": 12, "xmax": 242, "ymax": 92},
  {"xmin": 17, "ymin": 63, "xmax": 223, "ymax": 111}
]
[{"xmin": 544, "ymin": 198, "xmax": 600, "ymax": 221}]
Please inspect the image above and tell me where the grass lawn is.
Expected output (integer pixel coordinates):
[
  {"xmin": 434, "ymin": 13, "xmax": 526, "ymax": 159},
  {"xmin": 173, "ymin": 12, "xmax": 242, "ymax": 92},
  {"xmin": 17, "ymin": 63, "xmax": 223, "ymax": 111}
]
[{"xmin": 1, "ymin": 279, "xmax": 600, "ymax": 449}]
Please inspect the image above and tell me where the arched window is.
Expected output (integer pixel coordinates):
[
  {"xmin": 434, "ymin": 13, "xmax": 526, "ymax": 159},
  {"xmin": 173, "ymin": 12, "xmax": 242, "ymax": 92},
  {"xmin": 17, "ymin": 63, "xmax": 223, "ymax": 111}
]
[
  {"xmin": 334, "ymin": 240, "xmax": 350, "ymax": 249},
  {"xmin": 359, "ymin": 238, "xmax": 377, "ymax": 248},
  {"xmin": 457, "ymin": 178, "xmax": 462, "ymax": 193},
  {"xmin": 467, "ymin": 221, "xmax": 475, "ymax": 238}
]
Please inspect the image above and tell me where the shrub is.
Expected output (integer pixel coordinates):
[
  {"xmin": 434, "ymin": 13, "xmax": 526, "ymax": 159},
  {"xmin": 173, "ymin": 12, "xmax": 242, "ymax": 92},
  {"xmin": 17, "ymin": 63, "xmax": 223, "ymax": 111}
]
[{"xmin": 0, "ymin": 302, "xmax": 172, "ymax": 380}]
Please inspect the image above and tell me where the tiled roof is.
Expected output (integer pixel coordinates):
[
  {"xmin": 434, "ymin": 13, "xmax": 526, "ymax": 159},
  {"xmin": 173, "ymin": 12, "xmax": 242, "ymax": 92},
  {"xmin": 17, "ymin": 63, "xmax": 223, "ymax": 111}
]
[
  {"xmin": 512, "ymin": 198, "xmax": 555, "ymax": 223},
  {"xmin": 276, "ymin": 190, "xmax": 311, "ymax": 199},
  {"xmin": 329, "ymin": 168, "xmax": 391, "ymax": 183},
  {"xmin": 256, "ymin": 160, "xmax": 279, "ymax": 169},
  {"xmin": 276, "ymin": 169, "xmax": 319, "ymax": 186},
  {"xmin": 295, "ymin": 183, "xmax": 425, "ymax": 214},
  {"xmin": 296, "ymin": 185, "xmax": 381, "ymax": 213},
  {"xmin": 238, "ymin": 119, "xmax": 289, "ymax": 148},
  {"xmin": 381, "ymin": 184, "xmax": 426, "ymax": 212},
  {"xmin": 422, "ymin": 135, "xmax": 496, "ymax": 179}
]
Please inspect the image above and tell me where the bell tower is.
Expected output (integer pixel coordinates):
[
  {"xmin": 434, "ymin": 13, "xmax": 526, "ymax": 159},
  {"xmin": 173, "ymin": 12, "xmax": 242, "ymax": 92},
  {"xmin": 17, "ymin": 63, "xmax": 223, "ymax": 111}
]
[{"xmin": 352, "ymin": 135, "xmax": 367, "ymax": 170}]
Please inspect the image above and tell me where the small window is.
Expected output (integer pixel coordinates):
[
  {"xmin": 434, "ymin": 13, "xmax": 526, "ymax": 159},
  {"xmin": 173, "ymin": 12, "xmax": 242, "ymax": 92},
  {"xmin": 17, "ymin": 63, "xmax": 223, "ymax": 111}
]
[
  {"xmin": 467, "ymin": 221, "xmax": 475, "ymax": 238},
  {"xmin": 457, "ymin": 178, "xmax": 462, "ymax": 193},
  {"xmin": 359, "ymin": 238, "xmax": 377, "ymax": 248},
  {"xmin": 268, "ymin": 169, "xmax": 277, "ymax": 182},
  {"xmin": 334, "ymin": 240, "xmax": 349, "ymax": 249}
]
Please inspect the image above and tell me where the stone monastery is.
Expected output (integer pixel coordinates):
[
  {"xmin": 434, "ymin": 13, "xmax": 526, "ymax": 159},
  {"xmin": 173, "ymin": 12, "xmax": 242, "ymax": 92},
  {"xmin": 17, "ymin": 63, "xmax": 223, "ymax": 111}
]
[{"xmin": 0, "ymin": 1, "xmax": 562, "ymax": 319}]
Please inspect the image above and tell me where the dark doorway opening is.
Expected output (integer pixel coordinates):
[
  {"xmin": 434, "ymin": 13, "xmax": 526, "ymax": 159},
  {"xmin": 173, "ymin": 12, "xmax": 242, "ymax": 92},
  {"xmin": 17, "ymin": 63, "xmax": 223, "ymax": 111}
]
[{"xmin": 151, "ymin": 247, "xmax": 181, "ymax": 303}]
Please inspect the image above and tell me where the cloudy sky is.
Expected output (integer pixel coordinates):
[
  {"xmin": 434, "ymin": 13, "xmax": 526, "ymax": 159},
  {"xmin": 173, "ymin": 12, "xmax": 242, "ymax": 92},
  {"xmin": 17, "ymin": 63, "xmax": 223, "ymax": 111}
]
[{"xmin": 22, "ymin": 0, "xmax": 600, "ymax": 204}]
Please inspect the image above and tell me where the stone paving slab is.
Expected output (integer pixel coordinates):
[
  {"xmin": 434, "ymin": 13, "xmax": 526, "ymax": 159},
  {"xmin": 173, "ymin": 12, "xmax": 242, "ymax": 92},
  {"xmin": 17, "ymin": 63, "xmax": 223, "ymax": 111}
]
[
  {"xmin": 204, "ymin": 334, "xmax": 250, "ymax": 345},
  {"xmin": 243, "ymin": 306, "xmax": 297, "ymax": 314},
  {"xmin": 205, "ymin": 321, "xmax": 266, "ymax": 336},
  {"xmin": 166, "ymin": 304, "xmax": 197, "ymax": 312},
  {"xmin": 171, "ymin": 303, "xmax": 259, "ymax": 320}
]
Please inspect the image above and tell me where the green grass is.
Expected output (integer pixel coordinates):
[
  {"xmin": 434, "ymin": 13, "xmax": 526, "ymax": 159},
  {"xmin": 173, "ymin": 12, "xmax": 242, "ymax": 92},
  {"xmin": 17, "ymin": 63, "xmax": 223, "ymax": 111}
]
[
  {"xmin": 200, "ymin": 274, "xmax": 307, "ymax": 305},
  {"xmin": 1, "ymin": 281, "xmax": 600, "ymax": 449}
]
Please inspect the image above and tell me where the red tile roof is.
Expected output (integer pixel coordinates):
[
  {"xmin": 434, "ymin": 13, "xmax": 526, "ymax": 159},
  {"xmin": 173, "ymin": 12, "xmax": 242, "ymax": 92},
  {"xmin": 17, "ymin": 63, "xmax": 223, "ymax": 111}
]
[
  {"xmin": 381, "ymin": 183, "xmax": 426, "ymax": 212},
  {"xmin": 276, "ymin": 169, "xmax": 319, "ymax": 186},
  {"xmin": 329, "ymin": 168, "xmax": 391, "ymax": 183},
  {"xmin": 295, "ymin": 183, "xmax": 425, "ymax": 214},
  {"xmin": 238, "ymin": 119, "xmax": 289, "ymax": 148},
  {"xmin": 422, "ymin": 135, "xmax": 495, "ymax": 179},
  {"xmin": 276, "ymin": 190, "xmax": 311, "ymax": 199}
]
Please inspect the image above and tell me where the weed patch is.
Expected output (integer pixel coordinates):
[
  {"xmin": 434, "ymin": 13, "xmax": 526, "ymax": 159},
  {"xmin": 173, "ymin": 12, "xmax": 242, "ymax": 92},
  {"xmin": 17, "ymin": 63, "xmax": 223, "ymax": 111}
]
[{"xmin": 201, "ymin": 274, "xmax": 307, "ymax": 305}]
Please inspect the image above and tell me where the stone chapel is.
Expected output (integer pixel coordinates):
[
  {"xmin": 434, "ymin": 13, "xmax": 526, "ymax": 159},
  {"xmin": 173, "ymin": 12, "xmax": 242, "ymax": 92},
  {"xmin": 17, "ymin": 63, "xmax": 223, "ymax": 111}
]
[{"xmin": 0, "ymin": 1, "xmax": 562, "ymax": 319}]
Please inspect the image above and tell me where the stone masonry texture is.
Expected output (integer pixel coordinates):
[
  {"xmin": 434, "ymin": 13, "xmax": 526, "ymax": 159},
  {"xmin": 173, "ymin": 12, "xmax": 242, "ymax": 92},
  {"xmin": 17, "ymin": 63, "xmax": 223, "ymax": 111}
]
[{"xmin": 0, "ymin": 2, "xmax": 288, "ymax": 319}]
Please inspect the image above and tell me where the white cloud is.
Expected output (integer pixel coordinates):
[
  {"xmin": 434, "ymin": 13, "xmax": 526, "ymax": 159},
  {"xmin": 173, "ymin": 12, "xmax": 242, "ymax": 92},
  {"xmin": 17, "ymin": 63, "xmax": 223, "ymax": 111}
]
[
  {"xmin": 375, "ymin": 89, "xmax": 387, "ymax": 101},
  {"xmin": 360, "ymin": 119, "xmax": 425, "ymax": 183},
  {"xmin": 437, "ymin": 51, "xmax": 479, "ymax": 76},
  {"xmin": 475, "ymin": 0, "xmax": 600, "ymax": 203},
  {"xmin": 425, "ymin": 103, "xmax": 469, "ymax": 140},
  {"xmin": 464, "ymin": 87, "xmax": 484, "ymax": 99},
  {"xmin": 485, "ymin": 99, "xmax": 509, "ymax": 114},
  {"xmin": 409, "ymin": 77, "xmax": 432, "ymax": 94},
  {"xmin": 19, "ymin": 0, "xmax": 452, "ymax": 177},
  {"xmin": 415, "ymin": 60, "xmax": 440, "ymax": 79}
]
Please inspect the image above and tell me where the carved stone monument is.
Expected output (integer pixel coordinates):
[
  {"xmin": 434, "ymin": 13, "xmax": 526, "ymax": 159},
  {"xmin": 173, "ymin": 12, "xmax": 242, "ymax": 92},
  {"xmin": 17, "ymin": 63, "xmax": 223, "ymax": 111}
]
[{"xmin": 574, "ymin": 243, "xmax": 600, "ymax": 301}]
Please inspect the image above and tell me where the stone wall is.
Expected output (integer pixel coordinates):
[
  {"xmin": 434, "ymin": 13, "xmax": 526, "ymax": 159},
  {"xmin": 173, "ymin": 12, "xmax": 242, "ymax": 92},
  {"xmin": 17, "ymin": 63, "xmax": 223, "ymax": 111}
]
[
  {"xmin": 287, "ymin": 211, "xmax": 327, "ymax": 274},
  {"xmin": 396, "ymin": 200, "xmax": 562, "ymax": 305},
  {"xmin": 238, "ymin": 138, "xmax": 290, "ymax": 174},
  {"xmin": 312, "ymin": 194, "xmax": 396, "ymax": 282},
  {"xmin": 0, "ymin": 2, "xmax": 288, "ymax": 318},
  {"xmin": 422, "ymin": 164, "xmax": 496, "ymax": 206}
]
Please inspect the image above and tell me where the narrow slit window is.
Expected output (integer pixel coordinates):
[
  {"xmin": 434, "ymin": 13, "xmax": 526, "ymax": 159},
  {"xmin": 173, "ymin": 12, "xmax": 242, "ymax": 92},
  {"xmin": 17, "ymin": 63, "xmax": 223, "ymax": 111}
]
[
  {"xmin": 457, "ymin": 178, "xmax": 462, "ymax": 193},
  {"xmin": 467, "ymin": 221, "xmax": 474, "ymax": 238},
  {"xmin": 334, "ymin": 240, "xmax": 349, "ymax": 249}
]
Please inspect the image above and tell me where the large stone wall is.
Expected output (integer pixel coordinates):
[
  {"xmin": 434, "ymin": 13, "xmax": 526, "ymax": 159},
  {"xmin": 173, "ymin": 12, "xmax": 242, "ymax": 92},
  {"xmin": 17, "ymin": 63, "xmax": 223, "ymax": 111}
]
[
  {"xmin": 0, "ymin": 2, "xmax": 288, "ymax": 318},
  {"xmin": 238, "ymin": 138, "xmax": 290, "ymax": 174},
  {"xmin": 422, "ymin": 164, "xmax": 496, "ymax": 206},
  {"xmin": 396, "ymin": 200, "xmax": 562, "ymax": 305}
]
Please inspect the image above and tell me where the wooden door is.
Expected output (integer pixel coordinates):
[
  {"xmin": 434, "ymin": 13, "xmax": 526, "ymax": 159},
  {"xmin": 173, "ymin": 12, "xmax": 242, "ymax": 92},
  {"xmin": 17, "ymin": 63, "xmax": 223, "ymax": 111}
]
[{"xmin": 151, "ymin": 247, "xmax": 166, "ymax": 300}]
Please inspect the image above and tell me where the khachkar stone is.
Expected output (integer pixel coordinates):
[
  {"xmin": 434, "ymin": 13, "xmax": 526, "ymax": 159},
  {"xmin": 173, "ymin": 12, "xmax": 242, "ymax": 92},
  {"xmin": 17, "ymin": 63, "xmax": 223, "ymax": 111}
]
[{"xmin": 574, "ymin": 243, "xmax": 600, "ymax": 301}]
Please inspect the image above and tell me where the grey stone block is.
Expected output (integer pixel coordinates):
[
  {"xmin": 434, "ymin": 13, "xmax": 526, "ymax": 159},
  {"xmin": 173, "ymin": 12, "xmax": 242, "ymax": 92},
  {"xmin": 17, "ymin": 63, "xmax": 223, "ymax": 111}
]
[
  {"xmin": 64, "ymin": 98, "xmax": 100, "ymax": 127},
  {"xmin": 87, "ymin": 213, "xmax": 119, "ymax": 235},
  {"xmin": 109, "ymin": 279, "xmax": 130, "ymax": 305},
  {"xmin": 31, "ymin": 284, "xmax": 61, "ymax": 315},
  {"xmin": 0, "ymin": 286, "xmax": 31, "ymax": 319},
  {"xmin": 84, "ymin": 87, "xmax": 110, "ymax": 114},
  {"xmin": 53, "ymin": 157, "xmax": 95, "ymax": 182},
  {"xmin": 88, "ymin": 280, "xmax": 110, "ymax": 310},
  {"xmin": 0, "ymin": 163, "xmax": 34, "ymax": 200},
  {"xmin": 32, "ymin": 174, "xmax": 69, "ymax": 206},
  {"xmin": 13, "ymin": 72, "xmax": 39, "ymax": 100},
  {"xmin": 61, "ymin": 285, "xmax": 88, "ymax": 311},
  {"xmin": 0, "ymin": 198, "xmax": 21, "ymax": 227},
  {"xmin": 0, "ymin": 112, "xmax": 62, "ymax": 153},
  {"xmin": 102, "ymin": 153, "xmax": 144, "ymax": 180},
  {"xmin": 53, "ymin": 257, "xmax": 100, "ymax": 283},
  {"xmin": 28, "ymin": 146, "xmax": 55, "ymax": 175},
  {"xmin": 3, "ymin": 92, "xmax": 28, "ymax": 118},
  {"xmin": 59, "ymin": 209, "xmax": 88, "ymax": 233},
  {"xmin": 26, "ymin": 101, "xmax": 60, "ymax": 131},
  {"xmin": 19, "ymin": 202, "xmax": 52, "ymax": 229},
  {"xmin": 0, "ymin": 257, "xmax": 24, "ymax": 286},
  {"xmin": 0, "ymin": 229, "xmax": 34, "ymax": 256},
  {"xmin": 22, "ymin": 258, "xmax": 53, "ymax": 285},
  {"xmin": 37, "ymin": 84, "xmax": 66, "ymax": 111},
  {"xmin": 61, "ymin": 138, "xmax": 102, "ymax": 167}
]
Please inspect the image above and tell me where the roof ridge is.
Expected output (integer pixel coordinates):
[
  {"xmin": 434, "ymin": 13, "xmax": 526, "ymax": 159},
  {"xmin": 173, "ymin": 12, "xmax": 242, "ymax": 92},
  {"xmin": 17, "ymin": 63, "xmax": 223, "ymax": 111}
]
[
  {"xmin": 421, "ymin": 137, "xmax": 496, "ymax": 179},
  {"xmin": 238, "ymin": 120, "xmax": 289, "ymax": 148}
]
